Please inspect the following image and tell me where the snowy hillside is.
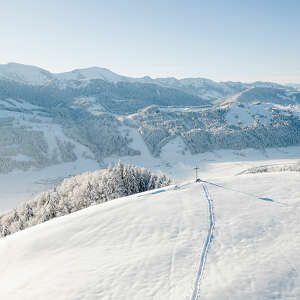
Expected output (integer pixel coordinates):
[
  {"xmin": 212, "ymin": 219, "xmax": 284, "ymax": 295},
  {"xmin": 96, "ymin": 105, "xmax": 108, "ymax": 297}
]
[
  {"xmin": 55, "ymin": 67, "xmax": 128, "ymax": 82},
  {"xmin": 0, "ymin": 172, "xmax": 299, "ymax": 299},
  {"xmin": 287, "ymin": 83, "xmax": 300, "ymax": 91},
  {"xmin": 0, "ymin": 63, "xmax": 54, "ymax": 85},
  {"xmin": 223, "ymin": 86, "xmax": 300, "ymax": 106}
]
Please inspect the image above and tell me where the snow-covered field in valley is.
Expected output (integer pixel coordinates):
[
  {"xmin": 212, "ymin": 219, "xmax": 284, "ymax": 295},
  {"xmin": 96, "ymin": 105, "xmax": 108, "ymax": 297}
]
[{"xmin": 0, "ymin": 171, "xmax": 299, "ymax": 299}]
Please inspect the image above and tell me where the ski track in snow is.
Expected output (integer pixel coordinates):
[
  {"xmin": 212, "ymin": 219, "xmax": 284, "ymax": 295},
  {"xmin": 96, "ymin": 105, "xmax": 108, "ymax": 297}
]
[
  {"xmin": 190, "ymin": 184, "xmax": 215, "ymax": 300},
  {"xmin": 168, "ymin": 192, "xmax": 184, "ymax": 300}
]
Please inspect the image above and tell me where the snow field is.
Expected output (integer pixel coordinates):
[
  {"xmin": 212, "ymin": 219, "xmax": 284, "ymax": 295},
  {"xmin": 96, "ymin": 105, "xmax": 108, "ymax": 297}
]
[
  {"xmin": 0, "ymin": 183, "xmax": 209, "ymax": 300},
  {"xmin": 199, "ymin": 172, "xmax": 300, "ymax": 299},
  {"xmin": 0, "ymin": 171, "xmax": 299, "ymax": 299}
]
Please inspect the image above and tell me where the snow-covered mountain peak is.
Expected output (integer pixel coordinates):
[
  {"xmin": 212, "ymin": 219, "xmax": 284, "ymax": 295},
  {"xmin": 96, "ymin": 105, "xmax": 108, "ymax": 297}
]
[
  {"xmin": 55, "ymin": 66, "xmax": 128, "ymax": 82},
  {"xmin": 0, "ymin": 62, "xmax": 54, "ymax": 85},
  {"xmin": 0, "ymin": 63, "xmax": 296, "ymax": 103},
  {"xmin": 180, "ymin": 77, "xmax": 216, "ymax": 85},
  {"xmin": 0, "ymin": 63, "xmax": 130, "ymax": 84}
]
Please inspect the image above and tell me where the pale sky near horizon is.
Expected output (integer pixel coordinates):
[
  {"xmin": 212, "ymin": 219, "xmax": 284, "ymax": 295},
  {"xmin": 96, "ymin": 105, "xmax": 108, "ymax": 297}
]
[{"xmin": 0, "ymin": 0, "xmax": 299, "ymax": 83}]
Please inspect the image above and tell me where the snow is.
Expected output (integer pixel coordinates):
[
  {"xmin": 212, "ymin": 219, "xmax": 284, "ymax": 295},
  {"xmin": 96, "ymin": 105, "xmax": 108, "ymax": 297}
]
[
  {"xmin": 73, "ymin": 96, "xmax": 106, "ymax": 115},
  {"xmin": 1, "ymin": 63, "xmax": 300, "ymax": 298},
  {"xmin": 0, "ymin": 63, "xmax": 53, "ymax": 85},
  {"xmin": 226, "ymin": 103, "xmax": 254, "ymax": 126},
  {"xmin": 0, "ymin": 99, "xmax": 51, "ymax": 124},
  {"xmin": 0, "ymin": 158, "xmax": 99, "ymax": 212},
  {"xmin": 1, "ymin": 117, "xmax": 300, "ymax": 213},
  {"xmin": 0, "ymin": 183, "xmax": 209, "ymax": 299},
  {"xmin": 0, "ymin": 63, "xmax": 132, "ymax": 85},
  {"xmin": 199, "ymin": 173, "xmax": 300, "ymax": 299},
  {"xmin": 0, "ymin": 108, "xmax": 299, "ymax": 299},
  {"xmin": 105, "ymin": 126, "xmax": 161, "ymax": 170},
  {"xmin": 11, "ymin": 154, "xmax": 33, "ymax": 162},
  {"xmin": 0, "ymin": 118, "xmax": 98, "ymax": 211},
  {"xmin": 106, "ymin": 127, "xmax": 300, "ymax": 182},
  {"xmin": 55, "ymin": 67, "xmax": 127, "ymax": 82},
  {"xmin": 225, "ymin": 103, "xmax": 273, "ymax": 126},
  {"xmin": 0, "ymin": 103, "xmax": 100, "ymax": 211},
  {"xmin": 0, "ymin": 63, "xmax": 128, "ymax": 84},
  {"xmin": 190, "ymin": 184, "xmax": 215, "ymax": 300},
  {"xmin": 4, "ymin": 98, "xmax": 42, "ymax": 110},
  {"xmin": 0, "ymin": 172, "xmax": 299, "ymax": 299},
  {"xmin": 274, "ymin": 104, "xmax": 300, "ymax": 117},
  {"xmin": 159, "ymin": 106, "xmax": 209, "ymax": 113}
]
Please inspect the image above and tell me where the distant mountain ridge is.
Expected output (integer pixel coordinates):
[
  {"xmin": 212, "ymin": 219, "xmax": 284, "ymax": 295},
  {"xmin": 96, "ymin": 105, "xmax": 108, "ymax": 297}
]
[
  {"xmin": 0, "ymin": 63, "xmax": 54, "ymax": 85},
  {"xmin": 0, "ymin": 62, "xmax": 294, "ymax": 101},
  {"xmin": 287, "ymin": 83, "xmax": 300, "ymax": 90}
]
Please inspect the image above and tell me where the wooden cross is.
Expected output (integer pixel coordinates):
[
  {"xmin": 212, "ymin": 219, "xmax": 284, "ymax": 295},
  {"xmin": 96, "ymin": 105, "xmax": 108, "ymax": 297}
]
[{"xmin": 194, "ymin": 167, "xmax": 199, "ymax": 182}]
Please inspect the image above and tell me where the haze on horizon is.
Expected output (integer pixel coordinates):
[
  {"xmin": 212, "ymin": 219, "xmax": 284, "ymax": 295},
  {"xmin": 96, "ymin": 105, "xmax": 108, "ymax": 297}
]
[{"xmin": 0, "ymin": 0, "xmax": 299, "ymax": 84}]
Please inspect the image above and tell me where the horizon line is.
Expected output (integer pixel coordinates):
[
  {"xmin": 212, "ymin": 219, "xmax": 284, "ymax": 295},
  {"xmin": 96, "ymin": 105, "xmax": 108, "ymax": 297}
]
[{"xmin": 0, "ymin": 61, "xmax": 299, "ymax": 85}]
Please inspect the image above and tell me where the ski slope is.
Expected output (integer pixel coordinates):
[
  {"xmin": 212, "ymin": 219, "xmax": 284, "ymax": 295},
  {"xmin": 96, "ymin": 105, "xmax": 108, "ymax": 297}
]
[{"xmin": 0, "ymin": 171, "xmax": 299, "ymax": 299}]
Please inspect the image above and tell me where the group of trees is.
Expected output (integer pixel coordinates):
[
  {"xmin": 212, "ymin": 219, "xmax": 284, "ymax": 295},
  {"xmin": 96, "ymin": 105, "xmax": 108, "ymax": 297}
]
[
  {"xmin": 0, "ymin": 125, "xmax": 79, "ymax": 173},
  {"xmin": 63, "ymin": 114, "xmax": 140, "ymax": 163},
  {"xmin": 0, "ymin": 127, "xmax": 49, "ymax": 173},
  {"xmin": 0, "ymin": 162, "xmax": 171, "ymax": 238}
]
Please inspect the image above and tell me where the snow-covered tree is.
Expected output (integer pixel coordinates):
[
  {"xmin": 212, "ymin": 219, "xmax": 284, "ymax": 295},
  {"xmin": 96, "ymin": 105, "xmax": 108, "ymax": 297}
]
[{"xmin": 0, "ymin": 162, "xmax": 171, "ymax": 238}]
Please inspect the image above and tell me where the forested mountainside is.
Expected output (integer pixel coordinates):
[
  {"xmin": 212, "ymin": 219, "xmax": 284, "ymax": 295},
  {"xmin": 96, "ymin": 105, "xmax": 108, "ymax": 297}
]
[
  {"xmin": 126, "ymin": 103, "xmax": 300, "ymax": 156},
  {"xmin": 1, "ymin": 63, "xmax": 300, "ymax": 175},
  {"xmin": 0, "ymin": 78, "xmax": 208, "ymax": 114}
]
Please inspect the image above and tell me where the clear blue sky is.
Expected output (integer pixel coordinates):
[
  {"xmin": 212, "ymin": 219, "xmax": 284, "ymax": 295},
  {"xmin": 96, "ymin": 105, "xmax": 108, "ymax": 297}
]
[{"xmin": 0, "ymin": 0, "xmax": 299, "ymax": 83}]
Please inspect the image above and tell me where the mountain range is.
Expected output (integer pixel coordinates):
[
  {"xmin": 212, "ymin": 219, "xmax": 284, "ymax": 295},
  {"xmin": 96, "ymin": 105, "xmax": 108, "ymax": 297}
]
[
  {"xmin": 0, "ymin": 62, "xmax": 300, "ymax": 207},
  {"xmin": 0, "ymin": 62, "xmax": 293, "ymax": 101}
]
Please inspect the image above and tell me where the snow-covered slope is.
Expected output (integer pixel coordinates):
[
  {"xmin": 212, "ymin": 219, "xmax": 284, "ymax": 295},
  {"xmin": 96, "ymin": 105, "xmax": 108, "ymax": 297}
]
[
  {"xmin": 0, "ymin": 183, "xmax": 209, "ymax": 299},
  {"xmin": 286, "ymin": 83, "xmax": 300, "ymax": 91},
  {"xmin": 0, "ymin": 172, "xmax": 299, "ymax": 299},
  {"xmin": 223, "ymin": 86, "xmax": 300, "ymax": 106},
  {"xmin": 0, "ymin": 63, "xmax": 127, "ymax": 84},
  {"xmin": 0, "ymin": 63, "xmax": 54, "ymax": 85},
  {"xmin": 55, "ymin": 67, "xmax": 128, "ymax": 82},
  {"xmin": 199, "ymin": 173, "xmax": 300, "ymax": 299}
]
